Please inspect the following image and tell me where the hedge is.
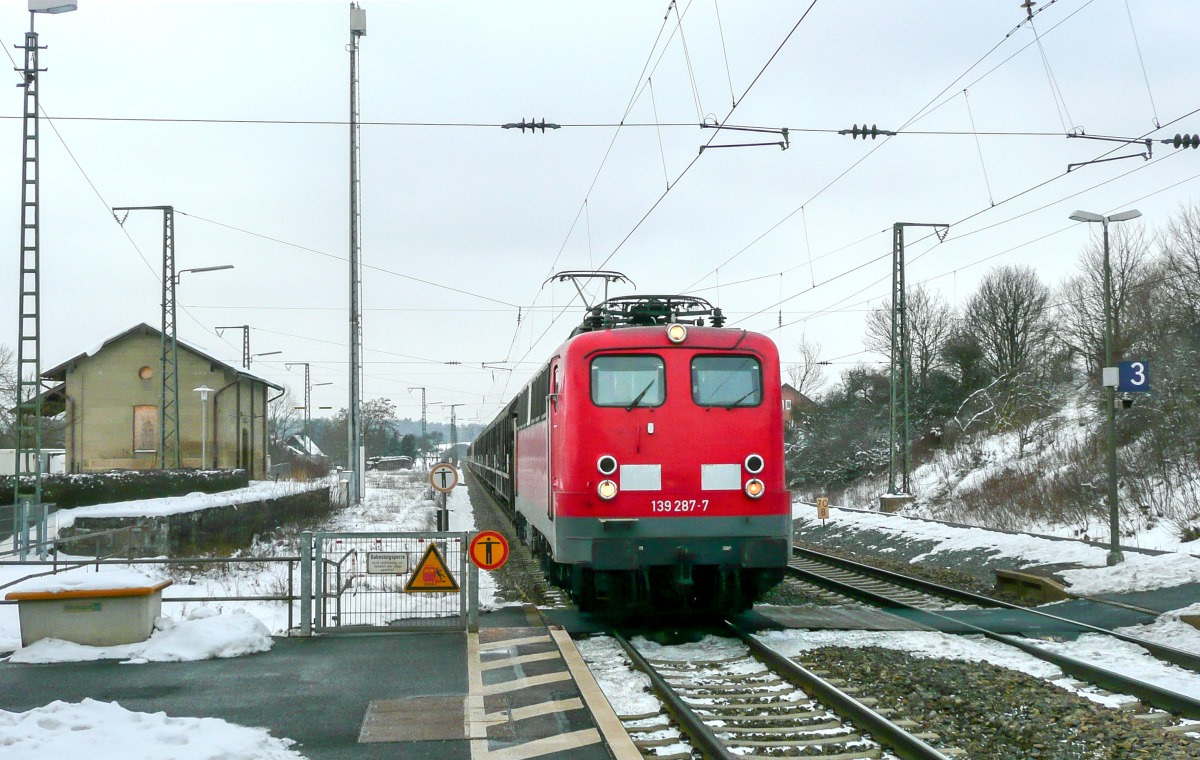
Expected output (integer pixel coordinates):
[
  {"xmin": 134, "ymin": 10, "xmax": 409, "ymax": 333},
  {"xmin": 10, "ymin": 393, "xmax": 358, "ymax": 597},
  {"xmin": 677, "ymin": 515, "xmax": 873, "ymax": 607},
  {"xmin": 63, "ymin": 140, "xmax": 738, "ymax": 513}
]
[{"xmin": 3, "ymin": 469, "xmax": 250, "ymax": 511}]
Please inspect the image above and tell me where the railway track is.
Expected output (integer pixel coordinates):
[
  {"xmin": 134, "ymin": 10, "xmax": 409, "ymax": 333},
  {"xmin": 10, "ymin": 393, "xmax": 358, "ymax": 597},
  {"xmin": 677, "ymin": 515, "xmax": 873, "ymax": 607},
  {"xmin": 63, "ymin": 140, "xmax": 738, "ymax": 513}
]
[
  {"xmin": 786, "ymin": 544, "xmax": 1200, "ymax": 723},
  {"xmin": 461, "ymin": 468, "xmax": 570, "ymax": 608},
  {"xmin": 612, "ymin": 627, "xmax": 958, "ymax": 760}
]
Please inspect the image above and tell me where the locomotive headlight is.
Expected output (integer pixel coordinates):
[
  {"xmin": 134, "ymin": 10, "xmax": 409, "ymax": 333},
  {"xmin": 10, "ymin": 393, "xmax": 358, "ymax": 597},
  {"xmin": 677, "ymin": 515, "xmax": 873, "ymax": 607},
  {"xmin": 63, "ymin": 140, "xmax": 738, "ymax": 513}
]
[
  {"xmin": 597, "ymin": 455, "xmax": 618, "ymax": 476},
  {"xmin": 744, "ymin": 453, "xmax": 765, "ymax": 474},
  {"xmin": 666, "ymin": 323, "xmax": 688, "ymax": 344},
  {"xmin": 597, "ymin": 479, "xmax": 619, "ymax": 500},
  {"xmin": 744, "ymin": 478, "xmax": 765, "ymax": 499}
]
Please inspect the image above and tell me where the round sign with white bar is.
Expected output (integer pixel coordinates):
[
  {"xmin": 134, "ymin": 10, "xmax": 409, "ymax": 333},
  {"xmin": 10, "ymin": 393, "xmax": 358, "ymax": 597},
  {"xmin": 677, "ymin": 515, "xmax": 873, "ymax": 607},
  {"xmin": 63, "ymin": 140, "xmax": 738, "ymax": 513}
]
[{"xmin": 429, "ymin": 463, "xmax": 458, "ymax": 493}]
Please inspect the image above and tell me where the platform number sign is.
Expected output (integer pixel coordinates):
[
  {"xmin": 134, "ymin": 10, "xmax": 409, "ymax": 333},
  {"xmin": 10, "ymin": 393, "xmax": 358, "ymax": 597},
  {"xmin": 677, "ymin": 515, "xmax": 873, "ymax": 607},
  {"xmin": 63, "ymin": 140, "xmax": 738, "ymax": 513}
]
[{"xmin": 1117, "ymin": 361, "xmax": 1150, "ymax": 393}]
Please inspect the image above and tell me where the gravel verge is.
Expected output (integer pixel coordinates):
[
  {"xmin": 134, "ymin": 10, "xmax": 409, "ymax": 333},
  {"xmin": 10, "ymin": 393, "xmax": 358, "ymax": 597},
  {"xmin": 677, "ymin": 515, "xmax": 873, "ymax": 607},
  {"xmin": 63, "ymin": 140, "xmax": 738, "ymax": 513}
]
[{"xmin": 806, "ymin": 645, "xmax": 1200, "ymax": 759}]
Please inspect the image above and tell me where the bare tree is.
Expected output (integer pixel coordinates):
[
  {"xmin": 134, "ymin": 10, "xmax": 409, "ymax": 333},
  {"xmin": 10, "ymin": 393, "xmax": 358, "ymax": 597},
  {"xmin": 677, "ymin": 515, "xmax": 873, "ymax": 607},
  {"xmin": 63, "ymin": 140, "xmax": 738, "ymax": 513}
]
[
  {"xmin": 268, "ymin": 388, "xmax": 300, "ymax": 447},
  {"xmin": 963, "ymin": 265, "xmax": 1053, "ymax": 377},
  {"xmin": 863, "ymin": 284, "xmax": 955, "ymax": 389},
  {"xmin": 1055, "ymin": 222, "xmax": 1152, "ymax": 374},
  {"xmin": 0, "ymin": 344, "xmax": 15, "ymax": 447},
  {"xmin": 785, "ymin": 338, "xmax": 827, "ymax": 398},
  {"xmin": 1159, "ymin": 201, "xmax": 1200, "ymax": 325}
]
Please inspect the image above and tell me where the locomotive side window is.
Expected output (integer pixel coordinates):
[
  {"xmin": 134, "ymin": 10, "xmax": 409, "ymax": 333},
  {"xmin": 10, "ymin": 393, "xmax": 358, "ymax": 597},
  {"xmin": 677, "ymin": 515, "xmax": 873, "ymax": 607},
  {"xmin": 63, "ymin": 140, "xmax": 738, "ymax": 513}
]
[
  {"xmin": 591, "ymin": 355, "xmax": 665, "ymax": 408},
  {"xmin": 691, "ymin": 355, "xmax": 762, "ymax": 407}
]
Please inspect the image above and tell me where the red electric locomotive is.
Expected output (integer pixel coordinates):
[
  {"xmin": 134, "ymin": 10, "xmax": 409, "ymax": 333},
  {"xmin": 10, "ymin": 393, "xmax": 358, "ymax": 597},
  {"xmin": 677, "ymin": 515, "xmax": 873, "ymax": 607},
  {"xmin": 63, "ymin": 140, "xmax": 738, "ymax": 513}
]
[{"xmin": 468, "ymin": 294, "xmax": 790, "ymax": 614}]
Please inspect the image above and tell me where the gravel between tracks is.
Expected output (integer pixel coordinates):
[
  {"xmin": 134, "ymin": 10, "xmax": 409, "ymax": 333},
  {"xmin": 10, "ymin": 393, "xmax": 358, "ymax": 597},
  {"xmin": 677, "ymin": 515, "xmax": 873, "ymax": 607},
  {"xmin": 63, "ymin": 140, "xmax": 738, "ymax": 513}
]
[
  {"xmin": 802, "ymin": 645, "xmax": 1200, "ymax": 759},
  {"xmin": 462, "ymin": 471, "xmax": 564, "ymax": 607}
]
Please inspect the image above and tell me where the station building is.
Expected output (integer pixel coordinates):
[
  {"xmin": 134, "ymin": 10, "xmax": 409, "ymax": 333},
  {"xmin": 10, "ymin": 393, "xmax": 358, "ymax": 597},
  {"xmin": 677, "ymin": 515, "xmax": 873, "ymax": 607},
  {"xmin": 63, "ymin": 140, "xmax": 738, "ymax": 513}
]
[{"xmin": 40, "ymin": 323, "xmax": 283, "ymax": 478}]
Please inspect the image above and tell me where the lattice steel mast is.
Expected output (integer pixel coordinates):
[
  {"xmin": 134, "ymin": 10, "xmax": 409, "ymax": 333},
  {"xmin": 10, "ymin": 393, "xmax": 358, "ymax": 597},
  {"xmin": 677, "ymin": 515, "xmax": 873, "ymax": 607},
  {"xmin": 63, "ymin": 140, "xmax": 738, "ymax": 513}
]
[
  {"xmin": 888, "ymin": 222, "xmax": 948, "ymax": 495},
  {"xmin": 14, "ymin": 17, "xmax": 46, "ymax": 504},
  {"xmin": 113, "ymin": 206, "xmax": 180, "ymax": 468},
  {"xmin": 347, "ymin": 3, "xmax": 366, "ymax": 504}
]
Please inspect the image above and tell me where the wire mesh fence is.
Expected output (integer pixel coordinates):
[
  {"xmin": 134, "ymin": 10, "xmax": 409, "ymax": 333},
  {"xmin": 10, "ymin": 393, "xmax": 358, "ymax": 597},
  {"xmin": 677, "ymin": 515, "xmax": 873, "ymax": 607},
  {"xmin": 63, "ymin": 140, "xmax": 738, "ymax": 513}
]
[{"xmin": 313, "ymin": 532, "xmax": 470, "ymax": 632}]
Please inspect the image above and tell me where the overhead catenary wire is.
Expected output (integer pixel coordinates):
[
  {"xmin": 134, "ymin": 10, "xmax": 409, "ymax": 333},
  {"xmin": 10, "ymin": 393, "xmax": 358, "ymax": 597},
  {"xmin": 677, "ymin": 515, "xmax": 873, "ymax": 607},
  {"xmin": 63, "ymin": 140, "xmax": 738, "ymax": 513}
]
[
  {"xmin": 726, "ymin": 101, "xmax": 1200, "ymax": 333},
  {"xmin": 499, "ymin": 1, "xmax": 824, "ymax": 389},
  {"xmin": 1123, "ymin": 0, "xmax": 1160, "ymax": 128},
  {"xmin": 682, "ymin": 0, "xmax": 1096, "ymax": 293}
]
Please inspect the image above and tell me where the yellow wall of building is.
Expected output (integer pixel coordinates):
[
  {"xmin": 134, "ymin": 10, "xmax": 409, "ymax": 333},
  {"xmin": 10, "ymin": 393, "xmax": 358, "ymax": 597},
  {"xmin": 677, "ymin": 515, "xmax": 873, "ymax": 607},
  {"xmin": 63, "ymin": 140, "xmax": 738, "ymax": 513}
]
[{"xmin": 61, "ymin": 329, "xmax": 275, "ymax": 478}]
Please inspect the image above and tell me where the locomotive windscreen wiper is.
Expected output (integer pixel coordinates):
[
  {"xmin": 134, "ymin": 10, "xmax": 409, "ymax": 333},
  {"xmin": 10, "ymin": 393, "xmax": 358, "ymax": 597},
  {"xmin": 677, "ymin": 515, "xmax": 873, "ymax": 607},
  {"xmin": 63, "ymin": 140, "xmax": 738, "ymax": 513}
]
[
  {"xmin": 626, "ymin": 380, "xmax": 656, "ymax": 411},
  {"xmin": 725, "ymin": 388, "xmax": 759, "ymax": 410}
]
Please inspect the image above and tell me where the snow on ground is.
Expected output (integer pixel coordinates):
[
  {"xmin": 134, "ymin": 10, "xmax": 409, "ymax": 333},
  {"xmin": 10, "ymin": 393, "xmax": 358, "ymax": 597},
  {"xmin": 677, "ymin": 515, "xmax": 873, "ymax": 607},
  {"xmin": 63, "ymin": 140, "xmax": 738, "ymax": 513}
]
[
  {"xmin": 796, "ymin": 502, "xmax": 1200, "ymax": 595},
  {"xmin": 0, "ymin": 699, "xmax": 303, "ymax": 760},
  {"xmin": 1060, "ymin": 550, "xmax": 1200, "ymax": 595},
  {"xmin": 0, "ymin": 469, "xmax": 498, "ymax": 758},
  {"xmin": 1117, "ymin": 603, "xmax": 1200, "ymax": 653},
  {"xmin": 8, "ymin": 608, "xmax": 272, "ymax": 665},
  {"xmin": 753, "ymin": 627, "xmax": 1200, "ymax": 704},
  {"xmin": 51, "ymin": 480, "xmax": 330, "ymax": 530}
]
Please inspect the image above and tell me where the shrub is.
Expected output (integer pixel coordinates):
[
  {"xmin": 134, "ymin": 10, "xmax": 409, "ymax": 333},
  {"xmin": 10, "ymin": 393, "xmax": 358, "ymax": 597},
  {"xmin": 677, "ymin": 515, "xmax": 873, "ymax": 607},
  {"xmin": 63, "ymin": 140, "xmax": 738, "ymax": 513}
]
[{"xmin": 3, "ymin": 469, "xmax": 249, "ymax": 511}]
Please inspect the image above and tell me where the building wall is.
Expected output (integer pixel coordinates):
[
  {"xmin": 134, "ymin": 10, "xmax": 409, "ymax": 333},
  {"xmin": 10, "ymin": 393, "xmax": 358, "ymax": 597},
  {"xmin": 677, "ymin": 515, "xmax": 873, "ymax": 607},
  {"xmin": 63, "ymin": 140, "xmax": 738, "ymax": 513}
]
[{"xmin": 62, "ymin": 330, "xmax": 274, "ymax": 478}]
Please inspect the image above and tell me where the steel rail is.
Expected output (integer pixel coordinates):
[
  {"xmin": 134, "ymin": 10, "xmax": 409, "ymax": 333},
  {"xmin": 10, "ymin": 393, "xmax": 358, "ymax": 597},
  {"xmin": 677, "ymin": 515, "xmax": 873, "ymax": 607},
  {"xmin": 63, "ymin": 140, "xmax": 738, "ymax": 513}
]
[
  {"xmin": 787, "ymin": 553, "xmax": 1200, "ymax": 719},
  {"xmin": 725, "ymin": 621, "xmax": 954, "ymax": 760},
  {"xmin": 796, "ymin": 504, "xmax": 1174, "ymax": 557},
  {"xmin": 610, "ymin": 630, "xmax": 740, "ymax": 760},
  {"xmin": 793, "ymin": 544, "xmax": 1200, "ymax": 673}
]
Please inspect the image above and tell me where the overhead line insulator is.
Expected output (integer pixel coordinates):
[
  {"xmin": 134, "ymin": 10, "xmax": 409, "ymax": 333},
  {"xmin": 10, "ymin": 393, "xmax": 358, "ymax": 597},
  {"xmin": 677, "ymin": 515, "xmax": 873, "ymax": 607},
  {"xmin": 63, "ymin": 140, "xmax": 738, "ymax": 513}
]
[
  {"xmin": 1164, "ymin": 133, "xmax": 1200, "ymax": 149},
  {"xmin": 501, "ymin": 118, "xmax": 561, "ymax": 133},
  {"xmin": 839, "ymin": 123, "xmax": 896, "ymax": 140}
]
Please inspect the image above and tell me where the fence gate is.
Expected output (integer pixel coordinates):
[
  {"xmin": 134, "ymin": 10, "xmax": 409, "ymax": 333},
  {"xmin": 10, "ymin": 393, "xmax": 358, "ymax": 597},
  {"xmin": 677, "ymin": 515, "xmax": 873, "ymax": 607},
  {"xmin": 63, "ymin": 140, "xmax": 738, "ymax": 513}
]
[{"xmin": 302, "ymin": 531, "xmax": 474, "ymax": 634}]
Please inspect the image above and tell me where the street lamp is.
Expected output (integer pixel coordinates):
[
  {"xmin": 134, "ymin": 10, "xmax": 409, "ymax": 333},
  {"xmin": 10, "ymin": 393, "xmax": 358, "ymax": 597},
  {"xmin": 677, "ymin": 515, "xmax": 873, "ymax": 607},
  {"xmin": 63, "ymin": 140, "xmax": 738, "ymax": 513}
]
[
  {"xmin": 13, "ymin": 0, "xmax": 79, "ymax": 518},
  {"xmin": 249, "ymin": 350, "xmax": 281, "ymax": 366},
  {"xmin": 175, "ymin": 264, "xmax": 233, "ymax": 285},
  {"xmin": 194, "ymin": 385, "xmax": 213, "ymax": 469},
  {"xmin": 1069, "ymin": 208, "xmax": 1142, "ymax": 566}
]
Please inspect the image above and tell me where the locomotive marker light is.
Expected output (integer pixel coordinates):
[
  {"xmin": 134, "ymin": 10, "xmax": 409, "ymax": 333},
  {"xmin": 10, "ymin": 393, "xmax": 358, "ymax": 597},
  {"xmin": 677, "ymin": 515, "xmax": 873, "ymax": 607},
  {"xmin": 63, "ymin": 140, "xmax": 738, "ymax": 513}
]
[
  {"xmin": 744, "ymin": 478, "xmax": 765, "ymax": 498},
  {"xmin": 597, "ymin": 455, "xmax": 618, "ymax": 475},
  {"xmin": 666, "ymin": 323, "xmax": 688, "ymax": 343},
  {"xmin": 469, "ymin": 530, "xmax": 510, "ymax": 571},
  {"xmin": 597, "ymin": 479, "xmax": 619, "ymax": 500},
  {"xmin": 744, "ymin": 453, "xmax": 765, "ymax": 474}
]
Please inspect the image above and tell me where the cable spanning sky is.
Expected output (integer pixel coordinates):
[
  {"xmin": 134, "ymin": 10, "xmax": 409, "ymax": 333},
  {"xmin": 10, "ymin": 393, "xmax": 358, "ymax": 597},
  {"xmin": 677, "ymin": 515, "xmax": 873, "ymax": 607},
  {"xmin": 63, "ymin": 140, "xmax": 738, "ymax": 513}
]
[{"xmin": 0, "ymin": 0, "xmax": 1197, "ymax": 428}]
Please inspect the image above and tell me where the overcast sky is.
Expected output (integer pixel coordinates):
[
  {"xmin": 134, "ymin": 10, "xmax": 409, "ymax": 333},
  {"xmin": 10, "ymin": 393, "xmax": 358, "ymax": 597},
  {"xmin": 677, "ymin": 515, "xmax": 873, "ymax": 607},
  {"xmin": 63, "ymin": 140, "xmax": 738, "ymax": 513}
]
[{"xmin": 0, "ymin": 0, "xmax": 1196, "ymax": 428}]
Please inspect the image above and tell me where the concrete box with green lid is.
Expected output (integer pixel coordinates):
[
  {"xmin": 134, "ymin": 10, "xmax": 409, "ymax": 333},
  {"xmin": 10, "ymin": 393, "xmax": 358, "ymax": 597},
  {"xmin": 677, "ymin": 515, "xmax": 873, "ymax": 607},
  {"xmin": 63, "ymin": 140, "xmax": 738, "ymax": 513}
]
[{"xmin": 5, "ymin": 580, "xmax": 172, "ymax": 647}]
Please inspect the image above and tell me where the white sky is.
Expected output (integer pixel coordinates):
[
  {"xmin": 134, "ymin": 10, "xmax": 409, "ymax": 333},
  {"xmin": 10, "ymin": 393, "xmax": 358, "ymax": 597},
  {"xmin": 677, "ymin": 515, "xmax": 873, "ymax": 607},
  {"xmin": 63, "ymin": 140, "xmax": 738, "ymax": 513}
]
[{"xmin": 0, "ymin": 0, "xmax": 1197, "ymax": 427}]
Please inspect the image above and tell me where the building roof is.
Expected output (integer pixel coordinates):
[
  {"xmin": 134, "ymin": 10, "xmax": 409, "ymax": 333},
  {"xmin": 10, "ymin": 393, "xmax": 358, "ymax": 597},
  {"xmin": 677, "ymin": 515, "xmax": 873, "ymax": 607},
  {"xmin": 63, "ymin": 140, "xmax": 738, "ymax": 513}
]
[{"xmin": 42, "ymin": 323, "xmax": 284, "ymax": 392}]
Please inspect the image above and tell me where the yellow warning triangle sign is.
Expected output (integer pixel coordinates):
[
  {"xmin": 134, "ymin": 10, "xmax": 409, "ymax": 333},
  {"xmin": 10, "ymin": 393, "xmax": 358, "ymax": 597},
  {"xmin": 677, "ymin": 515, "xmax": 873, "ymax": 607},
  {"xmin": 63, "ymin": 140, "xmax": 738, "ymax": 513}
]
[{"xmin": 404, "ymin": 543, "xmax": 460, "ymax": 593}]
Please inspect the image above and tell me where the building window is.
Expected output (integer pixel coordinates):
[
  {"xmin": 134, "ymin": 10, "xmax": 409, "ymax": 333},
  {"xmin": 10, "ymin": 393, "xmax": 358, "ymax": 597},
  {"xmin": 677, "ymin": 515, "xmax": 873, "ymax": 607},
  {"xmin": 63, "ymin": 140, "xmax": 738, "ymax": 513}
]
[
  {"xmin": 784, "ymin": 399, "xmax": 792, "ymax": 410},
  {"xmin": 133, "ymin": 405, "xmax": 158, "ymax": 452}
]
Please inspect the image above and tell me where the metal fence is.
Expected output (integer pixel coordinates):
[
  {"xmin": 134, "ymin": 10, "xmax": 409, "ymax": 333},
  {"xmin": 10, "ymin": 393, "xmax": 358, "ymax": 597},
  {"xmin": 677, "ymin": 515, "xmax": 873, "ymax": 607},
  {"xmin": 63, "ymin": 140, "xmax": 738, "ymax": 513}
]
[
  {"xmin": 302, "ymin": 531, "xmax": 475, "ymax": 634},
  {"xmin": 0, "ymin": 531, "xmax": 480, "ymax": 639}
]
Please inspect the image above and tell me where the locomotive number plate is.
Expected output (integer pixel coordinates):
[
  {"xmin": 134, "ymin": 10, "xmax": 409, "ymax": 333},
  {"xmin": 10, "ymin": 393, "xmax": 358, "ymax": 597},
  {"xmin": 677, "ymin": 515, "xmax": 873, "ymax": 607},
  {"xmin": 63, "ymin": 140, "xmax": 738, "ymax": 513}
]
[{"xmin": 650, "ymin": 499, "xmax": 709, "ymax": 513}]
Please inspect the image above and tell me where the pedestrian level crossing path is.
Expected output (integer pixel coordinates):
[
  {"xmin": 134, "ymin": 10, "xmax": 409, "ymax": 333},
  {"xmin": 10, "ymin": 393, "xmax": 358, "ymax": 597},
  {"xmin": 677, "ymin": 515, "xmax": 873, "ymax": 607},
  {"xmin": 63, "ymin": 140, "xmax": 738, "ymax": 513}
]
[{"xmin": 468, "ymin": 625, "xmax": 639, "ymax": 760}]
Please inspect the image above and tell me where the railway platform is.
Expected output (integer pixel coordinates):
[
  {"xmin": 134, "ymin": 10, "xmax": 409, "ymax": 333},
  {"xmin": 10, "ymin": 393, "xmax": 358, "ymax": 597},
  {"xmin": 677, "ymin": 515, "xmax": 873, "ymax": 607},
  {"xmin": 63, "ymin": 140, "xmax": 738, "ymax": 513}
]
[{"xmin": 0, "ymin": 604, "xmax": 640, "ymax": 760}]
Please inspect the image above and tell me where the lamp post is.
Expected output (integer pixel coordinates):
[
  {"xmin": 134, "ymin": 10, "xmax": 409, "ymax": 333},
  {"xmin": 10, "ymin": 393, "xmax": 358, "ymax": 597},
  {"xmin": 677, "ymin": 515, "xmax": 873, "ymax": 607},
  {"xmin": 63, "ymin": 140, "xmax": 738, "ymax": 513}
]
[
  {"xmin": 175, "ymin": 264, "xmax": 233, "ymax": 285},
  {"xmin": 249, "ymin": 350, "xmax": 281, "ymax": 366},
  {"xmin": 1069, "ymin": 208, "xmax": 1142, "ymax": 566},
  {"xmin": 193, "ymin": 385, "xmax": 213, "ymax": 468},
  {"xmin": 14, "ymin": 0, "xmax": 78, "ymax": 517}
]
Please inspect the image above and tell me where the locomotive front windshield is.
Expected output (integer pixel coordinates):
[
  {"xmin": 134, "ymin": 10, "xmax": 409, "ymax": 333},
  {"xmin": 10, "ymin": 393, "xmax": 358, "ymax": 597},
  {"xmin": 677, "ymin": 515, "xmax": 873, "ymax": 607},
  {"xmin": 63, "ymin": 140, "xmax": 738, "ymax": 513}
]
[
  {"xmin": 591, "ymin": 355, "xmax": 665, "ymax": 407},
  {"xmin": 692, "ymin": 355, "xmax": 762, "ymax": 407}
]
